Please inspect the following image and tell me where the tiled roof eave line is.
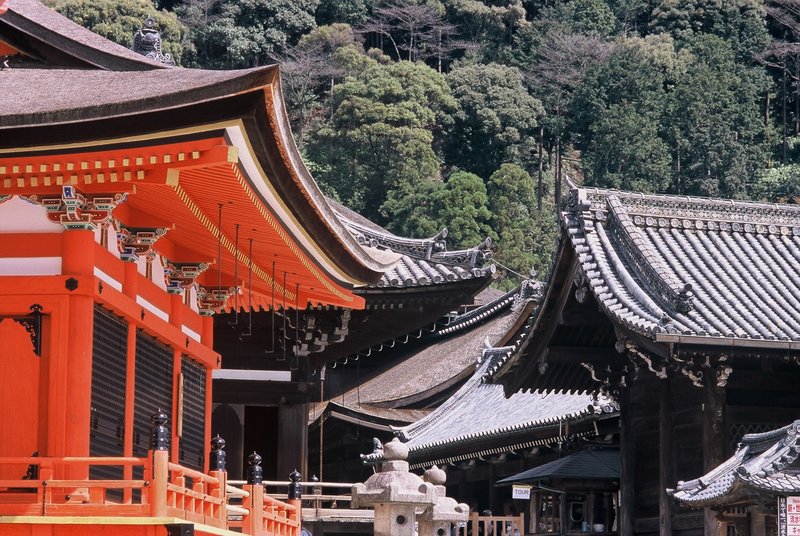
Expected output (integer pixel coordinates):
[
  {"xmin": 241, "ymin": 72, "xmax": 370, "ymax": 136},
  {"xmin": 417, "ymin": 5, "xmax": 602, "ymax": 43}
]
[
  {"xmin": 404, "ymin": 405, "xmax": 615, "ymax": 457},
  {"xmin": 405, "ymin": 431, "xmax": 597, "ymax": 470},
  {"xmin": 433, "ymin": 287, "xmax": 520, "ymax": 337}
]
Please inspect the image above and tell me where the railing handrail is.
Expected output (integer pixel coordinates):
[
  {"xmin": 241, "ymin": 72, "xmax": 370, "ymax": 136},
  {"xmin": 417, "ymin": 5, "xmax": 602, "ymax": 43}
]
[
  {"xmin": 229, "ymin": 480, "xmax": 355, "ymax": 488},
  {"xmin": 0, "ymin": 456, "xmax": 146, "ymax": 466},
  {"xmin": 168, "ymin": 461, "xmax": 220, "ymax": 485},
  {"xmin": 0, "ymin": 453, "xmax": 301, "ymax": 536}
]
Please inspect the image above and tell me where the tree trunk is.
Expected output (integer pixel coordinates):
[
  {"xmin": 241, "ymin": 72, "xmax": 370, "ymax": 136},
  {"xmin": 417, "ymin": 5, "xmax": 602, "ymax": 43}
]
[
  {"xmin": 554, "ymin": 137, "xmax": 562, "ymax": 210},
  {"xmin": 537, "ymin": 127, "xmax": 544, "ymax": 211},
  {"xmin": 783, "ymin": 59, "xmax": 788, "ymax": 164},
  {"xmin": 619, "ymin": 386, "xmax": 634, "ymax": 536},
  {"xmin": 658, "ymin": 378, "xmax": 673, "ymax": 536}
]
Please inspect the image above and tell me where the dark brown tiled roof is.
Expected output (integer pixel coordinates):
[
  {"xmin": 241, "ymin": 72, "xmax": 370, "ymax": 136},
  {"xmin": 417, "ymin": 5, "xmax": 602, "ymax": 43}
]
[
  {"xmin": 0, "ymin": 66, "xmax": 275, "ymax": 127},
  {"xmin": 671, "ymin": 420, "xmax": 800, "ymax": 506},
  {"xmin": 497, "ymin": 449, "xmax": 620, "ymax": 483},
  {"xmin": 327, "ymin": 287, "xmax": 521, "ymax": 410},
  {"xmin": 2, "ymin": 0, "xmax": 165, "ymax": 70}
]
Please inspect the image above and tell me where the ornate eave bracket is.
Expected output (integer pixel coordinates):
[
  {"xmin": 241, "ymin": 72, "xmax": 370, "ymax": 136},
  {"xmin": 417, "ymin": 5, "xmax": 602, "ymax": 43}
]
[
  {"xmin": 4, "ymin": 304, "xmax": 43, "ymax": 356},
  {"xmin": 197, "ymin": 286, "xmax": 236, "ymax": 316},
  {"xmin": 25, "ymin": 186, "xmax": 127, "ymax": 230},
  {"xmin": 117, "ymin": 226, "xmax": 169, "ymax": 263},
  {"xmin": 163, "ymin": 262, "xmax": 209, "ymax": 295}
]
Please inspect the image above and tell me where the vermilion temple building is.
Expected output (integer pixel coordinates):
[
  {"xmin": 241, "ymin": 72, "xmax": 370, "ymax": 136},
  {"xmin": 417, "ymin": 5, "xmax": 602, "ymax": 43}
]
[{"xmin": 0, "ymin": 0, "xmax": 494, "ymax": 534}]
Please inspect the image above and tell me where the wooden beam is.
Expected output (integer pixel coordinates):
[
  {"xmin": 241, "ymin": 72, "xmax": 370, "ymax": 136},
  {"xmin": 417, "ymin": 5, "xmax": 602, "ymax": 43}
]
[
  {"xmin": 659, "ymin": 377, "xmax": 673, "ymax": 536},
  {"xmin": 546, "ymin": 346, "xmax": 619, "ymax": 364},
  {"xmin": 703, "ymin": 369, "xmax": 726, "ymax": 535},
  {"xmin": 559, "ymin": 307, "xmax": 608, "ymax": 326},
  {"xmin": 619, "ymin": 386, "xmax": 634, "ymax": 536}
]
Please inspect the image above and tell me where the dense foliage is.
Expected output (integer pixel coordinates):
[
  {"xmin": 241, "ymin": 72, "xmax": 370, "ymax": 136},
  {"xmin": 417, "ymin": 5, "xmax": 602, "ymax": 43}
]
[{"xmin": 49, "ymin": 0, "xmax": 800, "ymax": 287}]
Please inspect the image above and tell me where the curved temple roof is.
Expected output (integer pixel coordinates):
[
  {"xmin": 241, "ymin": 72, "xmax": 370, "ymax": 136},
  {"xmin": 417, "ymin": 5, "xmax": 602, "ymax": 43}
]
[
  {"xmin": 565, "ymin": 188, "xmax": 800, "ymax": 346},
  {"xmin": 357, "ymin": 280, "xmax": 619, "ymax": 468},
  {"xmin": 670, "ymin": 420, "xmax": 800, "ymax": 507},
  {"xmin": 1, "ymin": 0, "xmax": 166, "ymax": 70},
  {"xmin": 331, "ymin": 202, "xmax": 496, "ymax": 289},
  {"xmin": 0, "ymin": 0, "xmax": 425, "ymax": 308}
]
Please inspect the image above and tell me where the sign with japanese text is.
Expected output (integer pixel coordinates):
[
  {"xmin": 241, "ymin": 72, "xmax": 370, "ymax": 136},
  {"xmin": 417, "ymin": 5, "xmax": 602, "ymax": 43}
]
[{"xmin": 779, "ymin": 496, "xmax": 800, "ymax": 535}]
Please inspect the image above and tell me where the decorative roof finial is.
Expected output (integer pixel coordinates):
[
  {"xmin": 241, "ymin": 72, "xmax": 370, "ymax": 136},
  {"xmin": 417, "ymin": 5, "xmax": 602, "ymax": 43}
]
[{"xmin": 132, "ymin": 16, "xmax": 175, "ymax": 66}]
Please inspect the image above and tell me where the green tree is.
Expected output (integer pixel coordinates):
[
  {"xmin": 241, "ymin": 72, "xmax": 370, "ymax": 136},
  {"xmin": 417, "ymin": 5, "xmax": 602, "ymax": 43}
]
[
  {"xmin": 381, "ymin": 180, "xmax": 445, "ymax": 238},
  {"xmin": 442, "ymin": 0, "xmax": 528, "ymax": 60},
  {"xmin": 487, "ymin": 164, "xmax": 558, "ymax": 287},
  {"xmin": 650, "ymin": 0, "xmax": 769, "ymax": 60},
  {"xmin": 45, "ymin": 0, "xmax": 187, "ymax": 65},
  {"xmin": 571, "ymin": 39, "xmax": 670, "ymax": 191},
  {"xmin": 668, "ymin": 35, "xmax": 770, "ymax": 197},
  {"xmin": 179, "ymin": 0, "xmax": 319, "ymax": 68},
  {"xmin": 571, "ymin": 0, "xmax": 617, "ymax": 37},
  {"xmin": 435, "ymin": 171, "xmax": 494, "ymax": 246},
  {"xmin": 587, "ymin": 102, "xmax": 672, "ymax": 191},
  {"xmin": 752, "ymin": 164, "xmax": 800, "ymax": 201},
  {"xmin": 273, "ymin": 24, "xmax": 371, "ymax": 144},
  {"xmin": 305, "ymin": 61, "xmax": 457, "ymax": 224},
  {"xmin": 316, "ymin": 0, "xmax": 368, "ymax": 26},
  {"xmin": 446, "ymin": 63, "xmax": 544, "ymax": 177}
]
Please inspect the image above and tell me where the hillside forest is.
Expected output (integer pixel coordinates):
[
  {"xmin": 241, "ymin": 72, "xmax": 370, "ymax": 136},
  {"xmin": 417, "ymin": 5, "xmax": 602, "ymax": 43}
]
[{"xmin": 46, "ymin": 0, "xmax": 800, "ymax": 287}]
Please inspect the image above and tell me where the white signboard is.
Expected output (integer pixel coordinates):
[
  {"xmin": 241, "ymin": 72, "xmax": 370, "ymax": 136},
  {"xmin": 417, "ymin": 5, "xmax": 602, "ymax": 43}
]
[
  {"xmin": 512, "ymin": 485, "xmax": 531, "ymax": 500},
  {"xmin": 779, "ymin": 496, "xmax": 800, "ymax": 535}
]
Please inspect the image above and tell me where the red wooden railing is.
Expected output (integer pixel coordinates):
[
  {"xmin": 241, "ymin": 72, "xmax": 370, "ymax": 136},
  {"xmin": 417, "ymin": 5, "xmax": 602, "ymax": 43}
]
[{"xmin": 0, "ymin": 451, "xmax": 300, "ymax": 536}]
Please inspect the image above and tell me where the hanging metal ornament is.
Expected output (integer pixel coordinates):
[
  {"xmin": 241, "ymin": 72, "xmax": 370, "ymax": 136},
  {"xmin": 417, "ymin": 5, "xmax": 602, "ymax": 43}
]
[
  {"xmin": 217, "ymin": 203, "xmax": 223, "ymax": 294},
  {"xmin": 242, "ymin": 237, "xmax": 254, "ymax": 337},
  {"xmin": 278, "ymin": 271, "xmax": 287, "ymax": 361},
  {"xmin": 230, "ymin": 224, "xmax": 240, "ymax": 325},
  {"xmin": 291, "ymin": 282, "xmax": 300, "ymax": 371}
]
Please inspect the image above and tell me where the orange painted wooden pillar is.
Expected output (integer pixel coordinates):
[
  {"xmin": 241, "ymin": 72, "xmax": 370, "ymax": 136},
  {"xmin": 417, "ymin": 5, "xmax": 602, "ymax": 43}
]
[
  {"xmin": 201, "ymin": 314, "xmax": 214, "ymax": 347},
  {"xmin": 150, "ymin": 450, "xmax": 169, "ymax": 517},
  {"xmin": 60, "ymin": 229, "xmax": 96, "ymax": 478},
  {"xmin": 169, "ymin": 292, "xmax": 184, "ymax": 464},
  {"xmin": 123, "ymin": 261, "xmax": 138, "ymax": 501},
  {"xmin": 172, "ymin": 349, "xmax": 182, "ymax": 464},
  {"xmin": 243, "ymin": 483, "xmax": 264, "ymax": 536}
]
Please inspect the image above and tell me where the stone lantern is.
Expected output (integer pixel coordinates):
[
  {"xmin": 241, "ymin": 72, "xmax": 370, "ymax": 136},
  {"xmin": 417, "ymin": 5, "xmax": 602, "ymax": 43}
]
[
  {"xmin": 351, "ymin": 438, "xmax": 438, "ymax": 536},
  {"xmin": 418, "ymin": 465, "xmax": 470, "ymax": 536}
]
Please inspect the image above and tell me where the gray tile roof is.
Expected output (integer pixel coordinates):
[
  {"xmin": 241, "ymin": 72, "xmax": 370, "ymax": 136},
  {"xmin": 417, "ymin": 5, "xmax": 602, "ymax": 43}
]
[
  {"xmin": 565, "ymin": 188, "xmax": 800, "ymax": 346},
  {"xmin": 497, "ymin": 449, "xmax": 620, "ymax": 483},
  {"xmin": 381, "ymin": 354, "xmax": 617, "ymax": 465},
  {"xmin": 322, "ymin": 287, "xmax": 526, "ymax": 413},
  {"xmin": 333, "ymin": 210, "xmax": 496, "ymax": 289},
  {"xmin": 671, "ymin": 420, "xmax": 800, "ymax": 507}
]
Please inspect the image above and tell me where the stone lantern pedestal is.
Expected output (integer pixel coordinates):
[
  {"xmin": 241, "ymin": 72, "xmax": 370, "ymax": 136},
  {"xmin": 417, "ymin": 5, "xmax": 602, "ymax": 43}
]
[
  {"xmin": 418, "ymin": 465, "xmax": 470, "ymax": 536},
  {"xmin": 352, "ymin": 438, "xmax": 438, "ymax": 536}
]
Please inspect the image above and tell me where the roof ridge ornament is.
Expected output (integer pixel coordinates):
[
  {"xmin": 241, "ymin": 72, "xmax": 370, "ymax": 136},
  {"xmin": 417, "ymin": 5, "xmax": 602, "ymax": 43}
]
[{"xmin": 132, "ymin": 16, "xmax": 175, "ymax": 66}]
